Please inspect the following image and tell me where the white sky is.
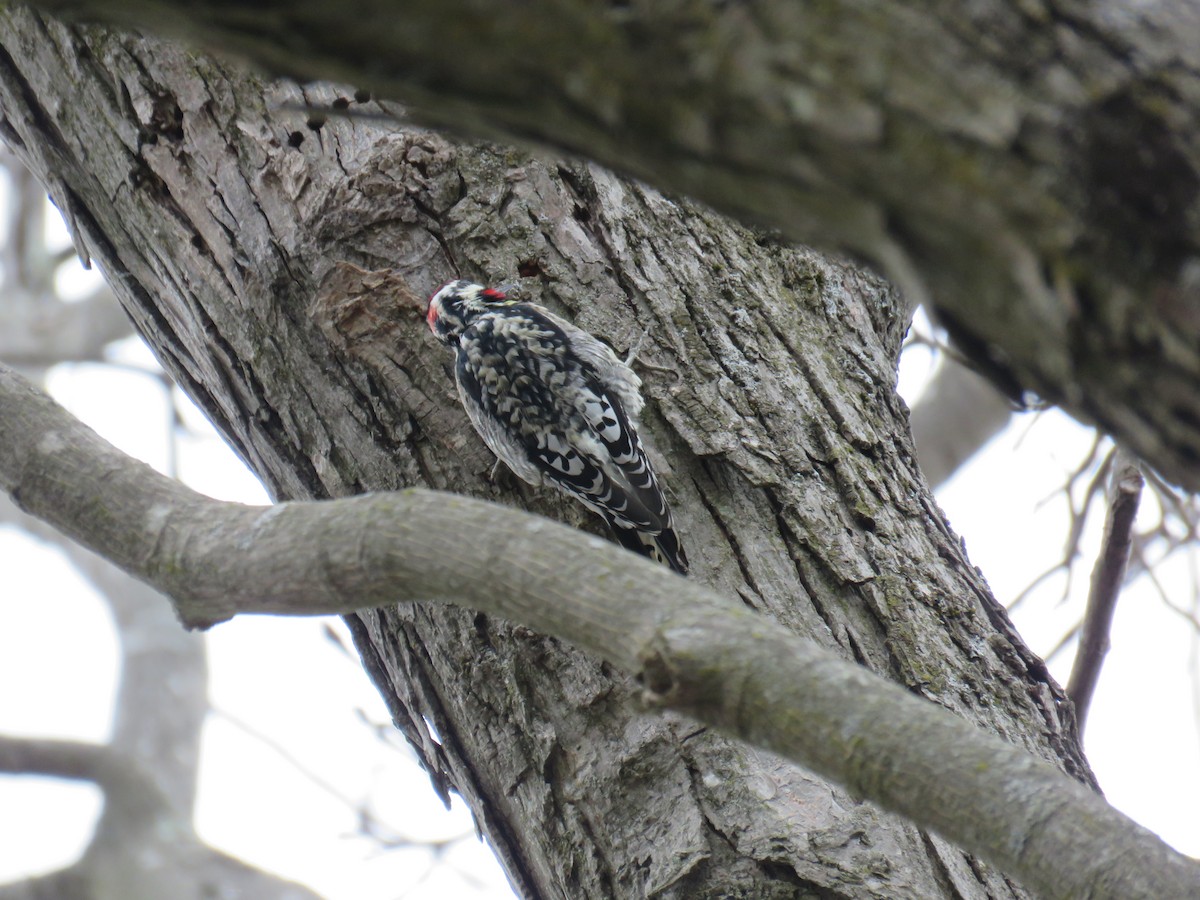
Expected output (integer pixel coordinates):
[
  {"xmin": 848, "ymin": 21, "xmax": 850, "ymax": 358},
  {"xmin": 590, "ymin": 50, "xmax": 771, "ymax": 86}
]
[{"xmin": 1, "ymin": 228, "xmax": 1197, "ymax": 897}]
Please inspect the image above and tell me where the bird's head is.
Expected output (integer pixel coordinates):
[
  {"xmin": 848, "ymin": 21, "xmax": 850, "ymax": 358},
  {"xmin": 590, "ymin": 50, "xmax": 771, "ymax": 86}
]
[{"xmin": 426, "ymin": 280, "xmax": 516, "ymax": 343}]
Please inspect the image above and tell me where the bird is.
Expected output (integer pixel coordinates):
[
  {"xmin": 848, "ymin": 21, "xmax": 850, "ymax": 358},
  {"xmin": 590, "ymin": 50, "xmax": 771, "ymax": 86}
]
[{"xmin": 425, "ymin": 280, "xmax": 687, "ymax": 574}]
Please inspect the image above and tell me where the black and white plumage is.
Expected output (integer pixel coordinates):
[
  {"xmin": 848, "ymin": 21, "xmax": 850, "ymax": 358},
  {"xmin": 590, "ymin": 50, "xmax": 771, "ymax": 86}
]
[{"xmin": 426, "ymin": 280, "xmax": 687, "ymax": 575}]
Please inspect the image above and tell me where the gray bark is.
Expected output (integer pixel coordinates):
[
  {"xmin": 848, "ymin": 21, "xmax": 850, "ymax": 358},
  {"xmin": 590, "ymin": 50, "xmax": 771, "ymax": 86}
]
[
  {"xmin": 3, "ymin": 363, "xmax": 1196, "ymax": 900},
  {"xmin": 0, "ymin": 152, "xmax": 319, "ymax": 900},
  {"xmin": 25, "ymin": 0, "xmax": 1200, "ymax": 492},
  {"xmin": 0, "ymin": 7, "xmax": 1163, "ymax": 899}
]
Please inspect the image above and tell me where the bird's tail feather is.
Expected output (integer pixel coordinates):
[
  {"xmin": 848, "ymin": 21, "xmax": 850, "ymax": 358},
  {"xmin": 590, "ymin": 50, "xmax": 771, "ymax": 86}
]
[{"xmin": 604, "ymin": 515, "xmax": 689, "ymax": 576}]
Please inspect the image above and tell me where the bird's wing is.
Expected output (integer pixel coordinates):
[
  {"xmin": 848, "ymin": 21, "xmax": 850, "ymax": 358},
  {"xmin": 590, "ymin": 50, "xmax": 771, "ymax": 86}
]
[
  {"xmin": 576, "ymin": 369, "xmax": 672, "ymax": 532},
  {"xmin": 455, "ymin": 311, "xmax": 666, "ymax": 532}
]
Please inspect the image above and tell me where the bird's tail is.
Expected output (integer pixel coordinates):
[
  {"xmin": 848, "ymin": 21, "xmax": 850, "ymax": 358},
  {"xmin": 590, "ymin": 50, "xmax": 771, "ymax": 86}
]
[{"xmin": 604, "ymin": 515, "xmax": 689, "ymax": 576}]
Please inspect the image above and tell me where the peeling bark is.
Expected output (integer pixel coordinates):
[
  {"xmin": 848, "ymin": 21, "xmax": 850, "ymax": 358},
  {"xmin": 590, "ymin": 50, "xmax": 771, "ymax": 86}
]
[
  {"xmin": 23, "ymin": 0, "xmax": 1200, "ymax": 491},
  {"xmin": 0, "ymin": 9, "xmax": 1135, "ymax": 899},
  {"xmin": 5, "ymin": 366, "xmax": 1195, "ymax": 900}
]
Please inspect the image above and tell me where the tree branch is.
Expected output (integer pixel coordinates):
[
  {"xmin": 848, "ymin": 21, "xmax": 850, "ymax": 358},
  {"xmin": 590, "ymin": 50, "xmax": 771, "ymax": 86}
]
[
  {"xmin": 0, "ymin": 284, "xmax": 131, "ymax": 367},
  {"xmin": 1, "ymin": 365, "xmax": 1195, "ymax": 899},
  {"xmin": 908, "ymin": 358, "xmax": 1013, "ymax": 488},
  {"xmin": 1067, "ymin": 449, "xmax": 1144, "ymax": 732},
  {"xmin": 0, "ymin": 729, "xmax": 325, "ymax": 900},
  {"xmin": 0, "ymin": 735, "xmax": 106, "ymax": 782}
]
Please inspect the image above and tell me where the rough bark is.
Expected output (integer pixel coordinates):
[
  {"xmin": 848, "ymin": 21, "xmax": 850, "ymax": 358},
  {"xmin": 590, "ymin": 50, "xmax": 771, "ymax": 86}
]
[
  {"xmin": 0, "ymin": 149, "xmax": 322, "ymax": 900},
  {"xmin": 3, "ymin": 364, "xmax": 1197, "ymax": 900},
  {"xmin": 26, "ymin": 0, "xmax": 1200, "ymax": 494},
  {"xmin": 0, "ymin": 9, "xmax": 1123, "ymax": 899}
]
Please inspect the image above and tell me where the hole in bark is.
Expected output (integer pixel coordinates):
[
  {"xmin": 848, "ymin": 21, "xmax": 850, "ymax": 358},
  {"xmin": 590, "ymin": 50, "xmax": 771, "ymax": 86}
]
[
  {"xmin": 287, "ymin": 131, "xmax": 304, "ymax": 148},
  {"xmin": 332, "ymin": 97, "xmax": 350, "ymax": 110},
  {"xmin": 306, "ymin": 112, "xmax": 326, "ymax": 131},
  {"xmin": 572, "ymin": 204, "xmax": 589, "ymax": 222},
  {"xmin": 190, "ymin": 235, "xmax": 204, "ymax": 249},
  {"xmin": 149, "ymin": 93, "xmax": 185, "ymax": 142},
  {"xmin": 354, "ymin": 89, "xmax": 371, "ymax": 103},
  {"xmin": 753, "ymin": 228, "xmax": 786, "ymax": 247},
  {"xmin": 517, "ymin": 260, "xmax": 543, "ymax": 278},
  {"xmin": 472, "ymin": 612, "xmax": 494, "ymax": 649}
]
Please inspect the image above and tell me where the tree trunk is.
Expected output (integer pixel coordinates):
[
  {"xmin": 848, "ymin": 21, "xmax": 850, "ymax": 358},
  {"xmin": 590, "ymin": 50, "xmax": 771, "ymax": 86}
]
[
  {"xmin": 0, "ymin": 10, "xmax": 1097, "ymax": 898},
  {"xmin": 25, "ymin": 0, "xmax": 1200, "ymax": 493}
]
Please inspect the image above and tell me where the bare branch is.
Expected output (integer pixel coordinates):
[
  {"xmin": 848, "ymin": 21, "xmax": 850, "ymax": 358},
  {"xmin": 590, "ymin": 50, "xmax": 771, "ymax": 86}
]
[
  {"xmin": 0, "ymin": 153, "xmax": 132, "ymax": 368},
  {"xmin": 0, "ymin": 735, "xmax": 106, "ymax": 782},
  {"xmin": 1, "ymin": 364, "xmax": 1196, "ymax": 899},
  {"xmin": 0, "ymin": 284, "xmax": 132, "ymax": 367},
  {"xmin": 0, "ymin": 8, "xmax": 1192, "ymax": 892},
  {"xmin": 1067, "ymin": 451, "xmax": 1144, "ymax": 732},
  {"xmin": 1134, "ymin": 545, "xmax": 1200, "ymax": 634},
  {"xmin": 908, "ymin": 358, "xmax": 1012, "ymax": 488},
  {"xmin": 1008, "ymin": 437, "xmax": 1109, "ymax": 618}
]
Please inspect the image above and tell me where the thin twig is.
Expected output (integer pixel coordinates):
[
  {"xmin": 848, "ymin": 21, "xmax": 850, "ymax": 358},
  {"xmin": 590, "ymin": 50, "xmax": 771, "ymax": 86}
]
[
  {"xmin": 1135, "ymin": 544, "xmax": 1200, "ymax": 634},
  {"xmin": 1044, "ymin": 621, "xmax": 1082, "ymax": 667},
  {"xmin": 1009, "ymin": 437, "xmax": 1111, "ymax": 615},
  {"xmin": 1007, "ymin": 563, "xmax": 1068, "ymax": 614},
  {"xmin": 1066, "ymin": 449, "xmax": 1143, "ymax": 733},
  {"xmin": 1059, "ymin": 445, "xmax": 1115, "ymax": 570}
]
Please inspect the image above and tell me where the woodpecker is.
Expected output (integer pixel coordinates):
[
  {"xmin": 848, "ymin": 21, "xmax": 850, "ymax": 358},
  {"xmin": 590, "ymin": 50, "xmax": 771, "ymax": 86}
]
[{"xmin": 426, "ymin": 280, "xmax": 687, "ymax": 575}]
